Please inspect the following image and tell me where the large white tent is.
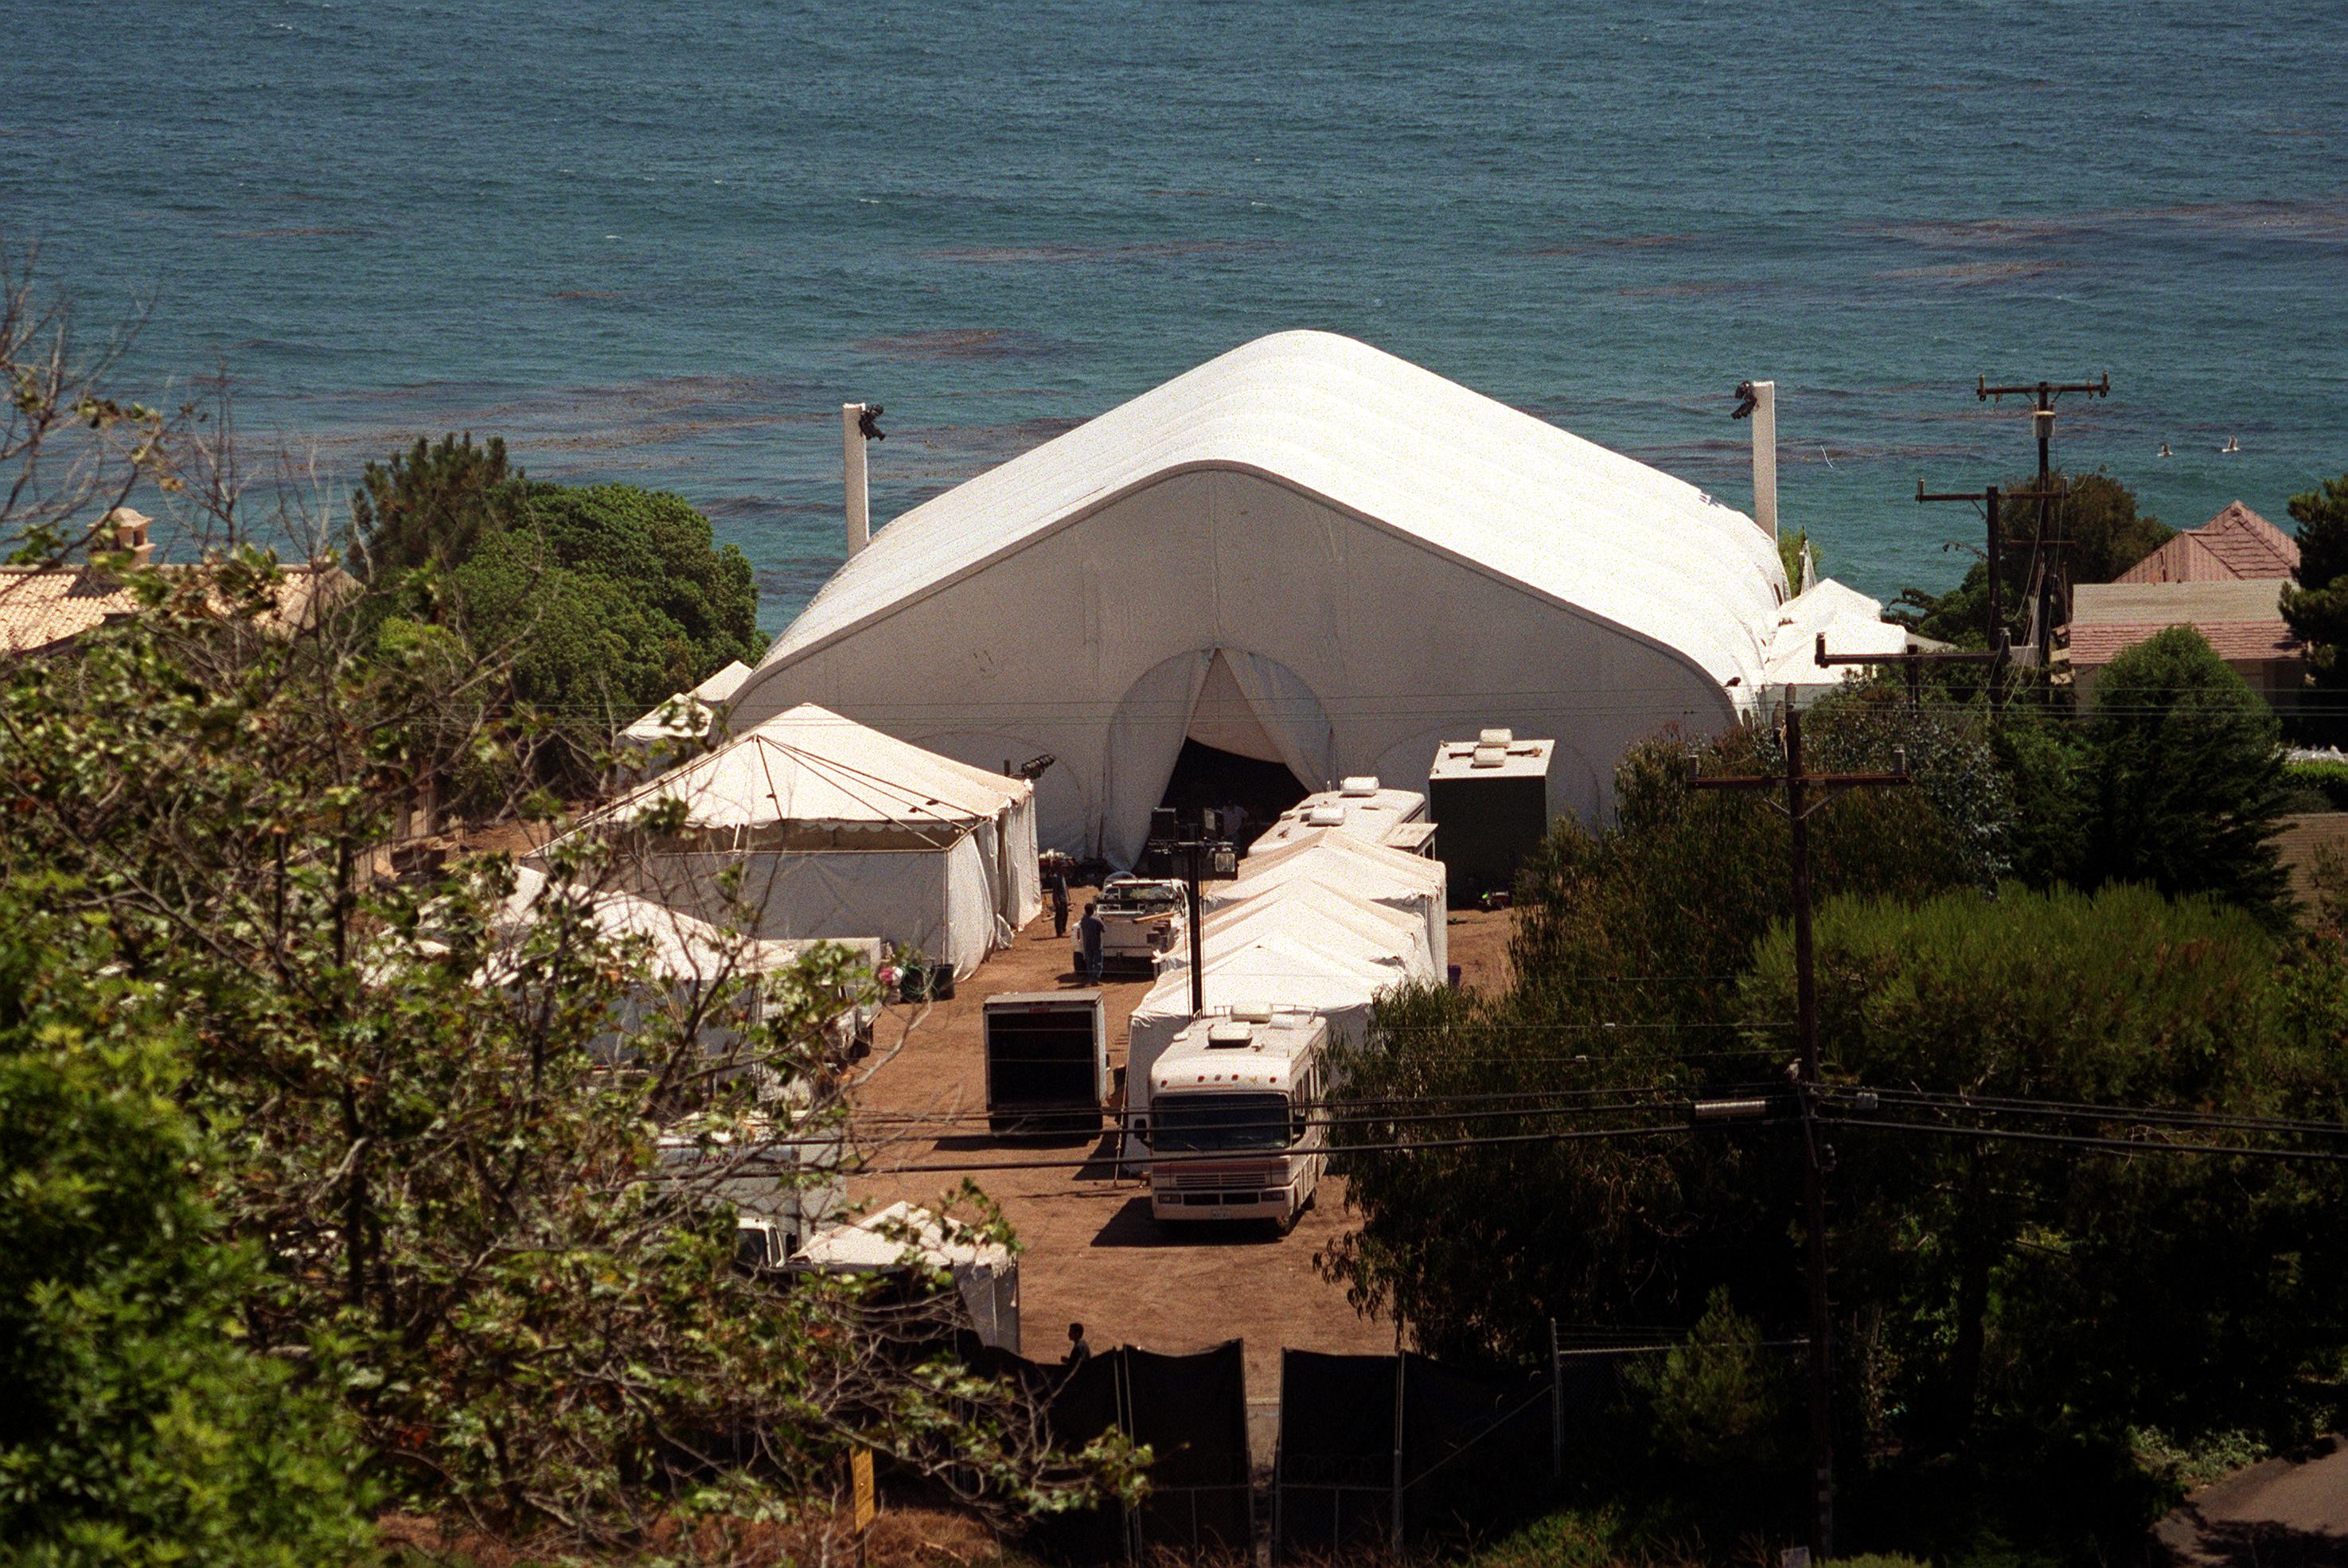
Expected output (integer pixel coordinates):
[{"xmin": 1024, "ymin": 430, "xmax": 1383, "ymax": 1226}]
[
  {"xmin": 730, "ymin": 330, "xmax": 1792, "ymax": 864},
  {"xmin": 544, "ymin": 704, "xmax": 1041, "ymax": 976}
]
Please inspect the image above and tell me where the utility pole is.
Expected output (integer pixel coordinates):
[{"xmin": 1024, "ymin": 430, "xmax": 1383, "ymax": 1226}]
[
  {"xmin": 1976, "ymin": 374, "xmax": 2108, "ymax": 665},
  {"xmin": 1145, "ymin": 813, "xmax": 1232, "ymax": 1016},
  {"xmin": 1691, "ymin": 708, "xmax": 1910, "ymax": 1560}
]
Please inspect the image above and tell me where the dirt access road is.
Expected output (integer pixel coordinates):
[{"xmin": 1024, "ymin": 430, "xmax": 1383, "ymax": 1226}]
[{"xmin": 845, "ymin": 887, "xmax": 1513, "ymax": 1406}]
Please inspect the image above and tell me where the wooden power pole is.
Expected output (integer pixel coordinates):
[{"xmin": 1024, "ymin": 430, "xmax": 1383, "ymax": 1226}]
[
  {"xmin": 1691, "ymin": 708, "xmax": 1910, "ymax": 1560},
  {"xmin": 1976, "ymin": 373, "xmax": 2108, "ymax": 665}
]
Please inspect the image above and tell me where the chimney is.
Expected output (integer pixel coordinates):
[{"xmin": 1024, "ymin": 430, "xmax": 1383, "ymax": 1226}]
[
  {"xmin": 1748, "ymin": 380, "xmax": 1777, "ymax": 541},
  {"xmin": 843, "ymin": 403, "xmax": 871, "ymax": 558},
  {"xmin": 104, "ymin": 507, "xmax": 154, "ymax": 567}
]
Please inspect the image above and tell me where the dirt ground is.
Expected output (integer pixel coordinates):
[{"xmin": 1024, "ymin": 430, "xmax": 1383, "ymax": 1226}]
[{"xmin": 846, "ymin": 887, "xmax": 1515, "ymax": 1433}]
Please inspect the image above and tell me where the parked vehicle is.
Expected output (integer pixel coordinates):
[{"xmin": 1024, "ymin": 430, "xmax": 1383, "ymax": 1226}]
[
  {"xmin": 1141, "ymin": 1008, "xmax": 1329, "ymax": 1230},
  {"xmin": 656, "ymin": 1105, "xmax": 845, "ymax": 1270},
  {"xmin": 984, "ymin": 989, "xmax": 1110, "ymax": 1135},
  {"xmin": 1078, "ymin": 875, "xmax": 1188, "ymax": 976}
]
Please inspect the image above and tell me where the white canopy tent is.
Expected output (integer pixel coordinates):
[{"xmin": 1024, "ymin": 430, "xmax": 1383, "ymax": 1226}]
[
  {"xmin": 1758, "ymin": 579, "xmax": 1925, "ymax": 713},
  {"xmin": 614, "ymin": 660, "xmax": 755, "ymax": 782},
  {"xmin": 1211, "ymin": 829, "xmax": 1449, "ymax": 975},
  {"xmin": 493, "ymin": 868, "xmax": 886, "ymax": 1061},
  {"xmin": 731, "ymin": 330, "xmax": 1790, "ymax": 865},
  {"xmin": 794, "ymin": 1201, "xmax": 1020, "ymax": 1352},
  {"xmin": 544, "ymin": 704, "xmax": 1040, "ymax": 977}
]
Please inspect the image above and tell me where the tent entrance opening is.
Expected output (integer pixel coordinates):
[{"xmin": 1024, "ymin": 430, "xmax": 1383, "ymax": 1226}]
[{"xmin": 1155, "ymin": 739, "xmax": 1307, "ymax": 852}]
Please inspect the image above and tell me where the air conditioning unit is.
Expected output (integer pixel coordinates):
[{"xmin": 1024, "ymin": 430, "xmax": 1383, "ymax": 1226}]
[
  {"xmin": 1305, "ymin": 804, "xmax": 1347, "ymax": 827},
  {"xmin": 1338, "ymin": 775, "xmax": 1381, "ymax": 796},
  {"xmin": 1207, "ymin": 1022, "xmax": 1256, "ymax": 1049}
]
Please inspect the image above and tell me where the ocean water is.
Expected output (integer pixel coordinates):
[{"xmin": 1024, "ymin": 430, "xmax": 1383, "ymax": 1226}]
[{"xmin": 6, "ymin": 0, "xmax": 2346, "ymax": 633}]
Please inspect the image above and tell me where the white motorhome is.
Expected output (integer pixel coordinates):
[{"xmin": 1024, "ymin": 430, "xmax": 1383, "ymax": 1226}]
[
  {"xmin": 1141, "ymin": 1009, "xmax": 1330, "ymax": 1230},
  {"xmin": 1078, "ymin": 874, "xmax": 1188, "ymax": 976},
  {"xmin": 1246, "ymin": 777, "xmax": 1436, "ymax": 860}
]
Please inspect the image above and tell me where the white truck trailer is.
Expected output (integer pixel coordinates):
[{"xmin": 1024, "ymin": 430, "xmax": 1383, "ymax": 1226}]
[
  {"xmin": 1141, "ymin": 1008, "xmax": 1331, "ymax": 1231},
  {"xmin": 1246, "ymin": 776, "xmax": 1436, "ymax": 861}
]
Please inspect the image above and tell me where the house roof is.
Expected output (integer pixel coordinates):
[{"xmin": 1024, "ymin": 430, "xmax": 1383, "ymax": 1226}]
[
  {"xmin": 2115, "ymin": 501, "xmax": 2299, "ymax": 584},
  {"xmin": 0, "ymin": 557, "xmax": 352, "ymax": 656},
  {"xmin": 2066, "ymin": 579, "xmax": 2297, "ymax": 667},
  {"xmin": 755, "ymin": 330, "xmax": 1786, "ymax": 696}
]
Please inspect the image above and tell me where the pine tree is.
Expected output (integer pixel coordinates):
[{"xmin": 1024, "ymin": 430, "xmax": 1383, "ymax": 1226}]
[{"xmin": 2281, "ymin": 474, "xmax": 2348, "ymax": 741}]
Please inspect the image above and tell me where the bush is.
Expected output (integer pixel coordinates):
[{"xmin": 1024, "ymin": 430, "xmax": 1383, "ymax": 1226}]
[
  {"xmin": 2281, "ymin": 759, "xmax": 2348, "ymax": 811},
  {"xmin": 2083, "ymin": 626, "xmax": 2288, "ymax": 918},
  {"xmin": 0, "ymin": 907, "xmax": 369, "ymax": 1566}
]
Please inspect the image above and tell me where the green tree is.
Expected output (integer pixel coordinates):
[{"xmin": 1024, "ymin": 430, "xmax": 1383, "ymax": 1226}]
[
  {"xmin": 2081, "ymin": 626, "xmax": 2288, "ymax": 918},
  {"xmin": 2280, "ymin": 474, "xmax": 2348, "ymax": 739},
  {"xmin": 1745, "ymin": 886, "xmax": 2348, "ymax": 1551},
  {"xmin": 1895, "ymin": 472, "xmax": 2171, "ymax": 648},
  {"xmin": 350, "ymin": 443, "xmax": 761, "ymax": 792},
  {"xmin": 1326, "ymin": 692, "xmax": 2013, "ymax": 1363},
  {"xmin": 0, "ymin": 577, "xmax": 1129, "ymax": 1550},
  {"xmin": 352, "ymin": 432, "xmax": 522, "ymax": 578},
  {"xmin": 0, "ymin": 903, "xmax": 369, "ymax": 1566}
]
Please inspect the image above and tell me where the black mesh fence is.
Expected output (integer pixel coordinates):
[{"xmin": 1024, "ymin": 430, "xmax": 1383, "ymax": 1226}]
[
  {"xmin": 984, "ymin": 1340, "xmax": 1251, "ymax": 1565},
  {"xmin": 1273, "ymin": 1348, "xmax": 1563, "ymax": 1562}
]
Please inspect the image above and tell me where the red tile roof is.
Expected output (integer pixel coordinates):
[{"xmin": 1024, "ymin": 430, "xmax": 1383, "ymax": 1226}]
[
  {"xmin": 2114, "ymin": 501, "xmax": 2299, "ymax": 583},
  {"xmin": 2067, "ymin": 620, "xmax": 2297, "ymax": 666},
  {"xmin": 2064, "ymin": 579, "xmax": 2299, "ymax": 669},
  {"xmin": 0, "ymin": 560, "xmax": 352, "ymax": 657}
]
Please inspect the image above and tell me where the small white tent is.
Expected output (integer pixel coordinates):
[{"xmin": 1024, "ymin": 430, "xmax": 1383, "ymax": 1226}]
[
  {"xmin": 1211, "ymin": 829, "xmax": 1449, "ymax": 976},
  {"xmin": 1758, "ymin": 580, "xmax": 1923, "ymax": 712},
  {"xmin": 547, "ymin": 704, "xmax": 1041, "ymax": 976},
  {"xmin": 615, "ymin": 660, "xmax": 756, "ymax": 781}
]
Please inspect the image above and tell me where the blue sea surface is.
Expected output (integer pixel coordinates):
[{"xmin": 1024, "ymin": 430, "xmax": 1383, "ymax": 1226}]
[{"xmin": 6, "ymin": 1, "xmax": 2346, "ymax": 631}]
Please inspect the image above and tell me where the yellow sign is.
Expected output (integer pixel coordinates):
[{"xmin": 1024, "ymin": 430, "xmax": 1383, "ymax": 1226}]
[{"xmin": 851, "ymin": 1448, "xmax": 876, "ymax": 1534}]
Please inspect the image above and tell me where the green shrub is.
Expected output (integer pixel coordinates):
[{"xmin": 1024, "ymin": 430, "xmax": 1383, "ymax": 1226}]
[{"xmin": 2280, "ymin": 759, "xmax": 2348, "ymax": 811}]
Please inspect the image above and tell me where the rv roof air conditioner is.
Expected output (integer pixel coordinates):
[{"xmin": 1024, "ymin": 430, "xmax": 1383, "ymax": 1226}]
[
  {"xmin": 1478, "ymin": 727, "xmax": 1515, "ymax": 746},
  {"xmin": 1305, "ymin": 805, "xmax": 1347, "ymax": 827},
  {"xmin": 1206, "ymin": 1022, "xmax": 1255, "ymax": 1049},
  {"xmin": 1339, "ymin": 775, "xmax": 1380, "ymax": 796}
]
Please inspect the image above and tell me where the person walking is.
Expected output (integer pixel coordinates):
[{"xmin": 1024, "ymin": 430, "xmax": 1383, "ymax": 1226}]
[
  {"xmin": 1048, "ymin": 866, "xmax": 1070, "ymax": 938},
  {"xmin": 1077, "ymin": 902, "xmax": 1105, "ymax": 985},
  {"xmin": 1063, "ymin": 1322, "xmax": 1092, "ymax": 1367}
]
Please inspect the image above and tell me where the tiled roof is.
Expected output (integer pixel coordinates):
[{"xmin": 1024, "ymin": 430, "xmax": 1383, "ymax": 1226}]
[
  {"xmin": 2065, "ymin": 578, "xmax": 2297, "ymax": 669},
  {"xmin": 0, "ymin": 560, "xmax": 353, "ymax": 656},
  {"xmin": 2067, "ymin": 620, "xmax": 2297, "ymax": 665},
  {"xmin": 2114, "ymin": 501, "xmax": 2299, "ymax": 583}
]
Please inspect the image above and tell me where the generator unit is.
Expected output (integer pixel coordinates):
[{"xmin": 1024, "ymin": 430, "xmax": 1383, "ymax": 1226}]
[{"xmin": 1426, "ymin": 730, "xmax": 1556, "ymax": 908}]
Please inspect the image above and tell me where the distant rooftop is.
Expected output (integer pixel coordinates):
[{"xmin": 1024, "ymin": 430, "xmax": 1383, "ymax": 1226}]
[
  {"xmin": 2115, "ymin": 501, "xmax": 2299, "ymax": 585},
  {"xmin": 0, "ymin": 512, "xmax": 353, "ymax": 657},
  {"xmin": 2067, "ymin": 578, "xmax": 2296, "ymax": 668}
]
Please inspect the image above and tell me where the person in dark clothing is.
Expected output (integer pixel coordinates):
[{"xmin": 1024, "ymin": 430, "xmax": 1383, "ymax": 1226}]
[
  {"xmin": 1064, "ymin": 1322, "xmax": 1092, "ymax": 1367},
  {"xmin": 1048, "ymin": 868, "xmax": 1070, "ymax": 938},
  {"xmin": 1077, "ymin": 903, "xmax": 1105, "ymax": 984}
]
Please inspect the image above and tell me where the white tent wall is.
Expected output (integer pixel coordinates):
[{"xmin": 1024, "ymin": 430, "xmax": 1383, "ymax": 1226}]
[
  {"xmin": 735, "ymin": 466, "xmax": 1740, "ymax": 864},
  {"xmin": 624, "ymin": 842, "xmax": 1004, "ymax": 977}
]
